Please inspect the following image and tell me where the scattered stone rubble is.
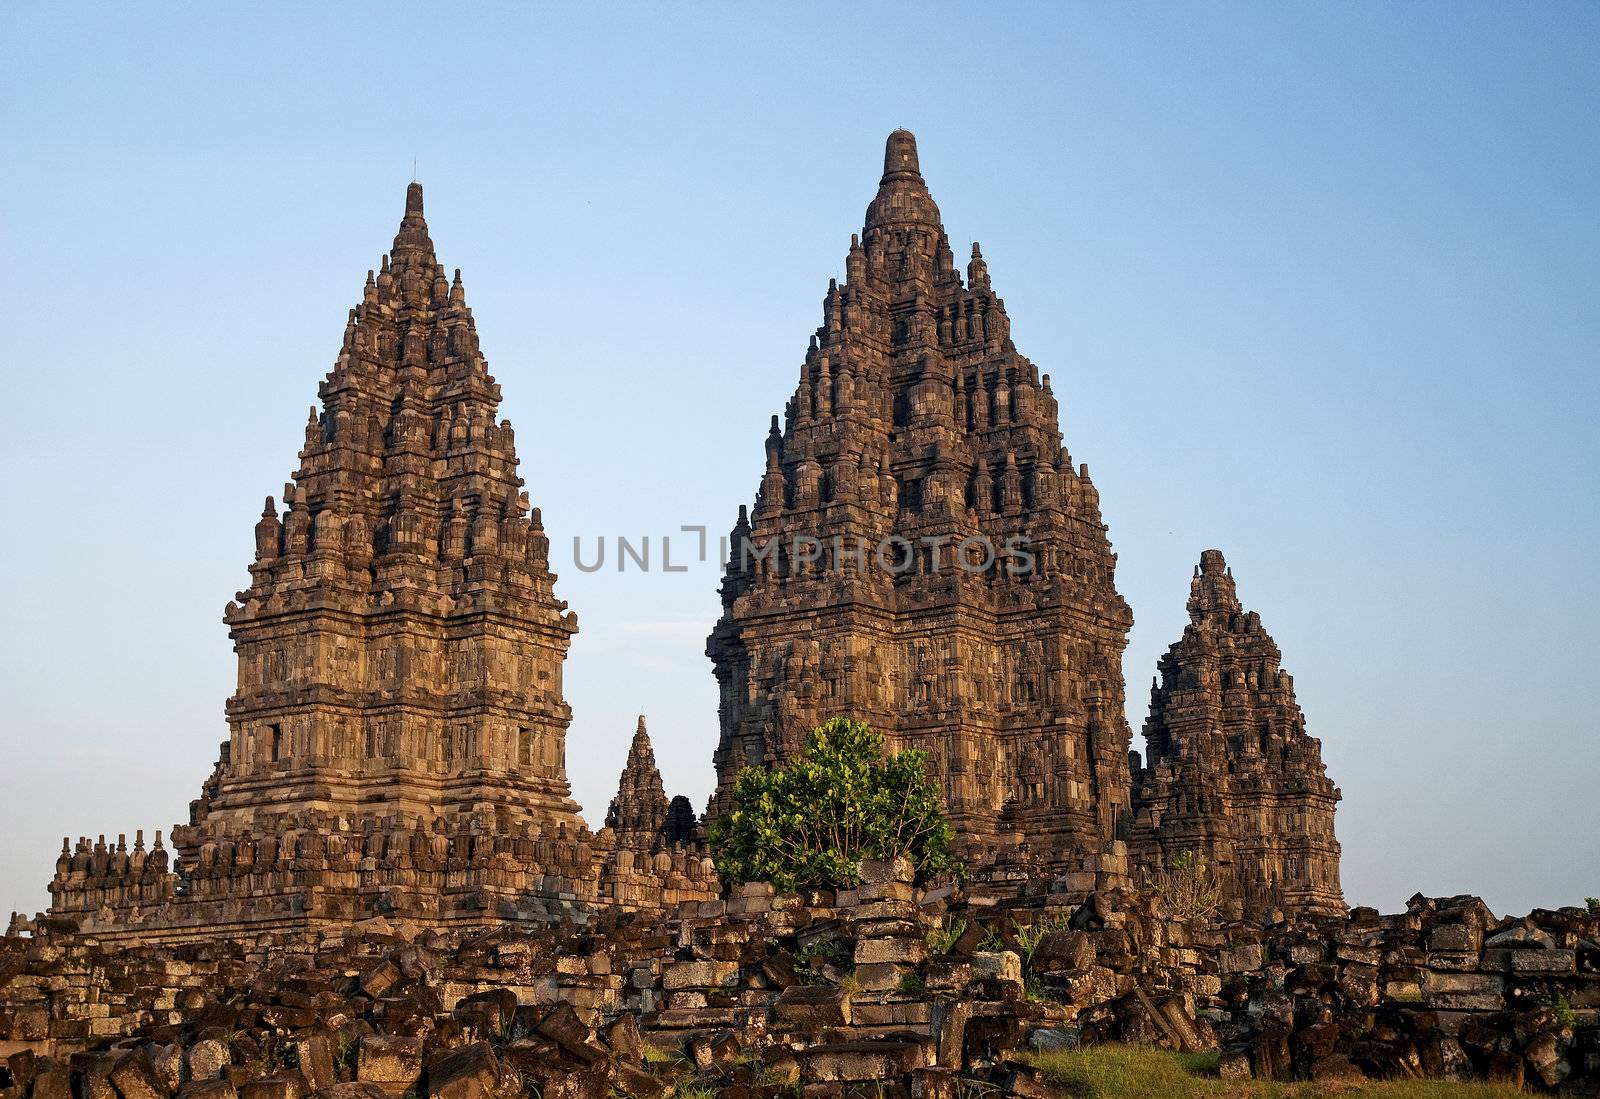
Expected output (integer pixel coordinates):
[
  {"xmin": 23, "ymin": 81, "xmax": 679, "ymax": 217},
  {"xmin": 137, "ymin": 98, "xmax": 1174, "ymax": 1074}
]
[{"xmin": 6, "ymin": 863, "xmax": 1596, "ymax": 1096}]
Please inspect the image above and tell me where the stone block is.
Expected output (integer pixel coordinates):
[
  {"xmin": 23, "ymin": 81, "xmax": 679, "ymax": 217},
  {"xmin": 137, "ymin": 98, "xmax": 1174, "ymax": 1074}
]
[
  {"xmin": 534, "ymin": 1003, "xmax": 605, "ymax": 1064},
  {"xmin": 1217, "ymin": 1048, "xmax": 1251, "ymax": 1080},
  {"xmin": 1508, "ymin": 949, "xmax": 1576, "ymax": 975},
  {"xmin": 290, "ymin": 1035, "xmax": 334, "ymax": 1093},
  {"xmin": 425, "ymin": 1044, "xmax": 500, "ymax": 1099},
  {"xmin": 774, "ymin": 986, "xmax": 852, "ymax": 1027},
  {"xmin": 1032, "ymin": 931, "xmax": 1094, "ymax": 973},
  {"xmin": 853, "ymin": 962, "xmax": 908, "ymax": 992},
  {"xmin": 970, "ymin": 951, "xmax": 1021, "ymax": 984},
  {"xmin": 307, "ymin": 1087, "xmax": 387, "ymax": 1099},
  {"xmin": 237, "ymin": 1075, "xmax": 305, "ymax": 1099},
  {"xmin": 857, "ymin": 859, "xmax": 915, "ymax": 886},
  {"xmin": 799, "ymin": 1040, "xmax": 934, "ymax": 1083},
  {"xmin": 1026, "ymin": 1027, "xmax": 1076, "ymax": 1055},
  {"xmin": 176, "ymin": 1083, "xmax": 235, "ymax": 1099},
  {"xmin": 108, "ymin": 1052, "xmax": 167, "ymax": 1099},
  {"xmin": 854, "ymin": 937, "xmax": 926, "ymax": 966},
  {"xmin": 1426, "ymin": 924, "xmax": 1480, "ymax": 954},
  {"xmin": 660, "ymin": 960, "xmax": 737, "ymax": 990},
  {"xmin": 356, "ymin": 1037, "xmax": 422, "ymax": 1097},
  {"xmin": 1217, "ymin": 943, "xmax": 1264, "ymax": 974},
  {"xmin": 185, "ymin": 1041, "xmax": 230, "ymax": 1083}
]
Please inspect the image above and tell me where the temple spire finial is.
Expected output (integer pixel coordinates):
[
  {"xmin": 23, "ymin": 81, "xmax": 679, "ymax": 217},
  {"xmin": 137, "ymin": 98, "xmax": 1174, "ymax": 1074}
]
[
  {"xmin": 864, "ymin": 129, "xmax": 942, "ymax": 235},
  {"xmin": 393, "ymin": 181, "xmax": 435, "ymax": 262},
  {"xmin": 883, "ymin": 129, "xmax": 922, "ymax": 182}
]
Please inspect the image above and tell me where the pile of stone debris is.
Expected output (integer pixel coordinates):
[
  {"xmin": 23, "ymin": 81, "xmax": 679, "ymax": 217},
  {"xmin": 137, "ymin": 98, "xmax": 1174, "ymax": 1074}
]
[{"xmin": 2, "ymin": 863, "xmax": 1597, "ymax": 1097}]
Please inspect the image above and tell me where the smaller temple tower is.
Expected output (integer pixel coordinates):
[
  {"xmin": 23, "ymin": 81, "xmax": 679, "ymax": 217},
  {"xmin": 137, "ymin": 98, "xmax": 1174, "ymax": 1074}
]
[
  {"xmin": 1130, "ymin": 550, "xmax": 1345, "ymax": 918},
  {"xmin": 606, "ymin": 716, "xmax": 682, "ymax": 848}
]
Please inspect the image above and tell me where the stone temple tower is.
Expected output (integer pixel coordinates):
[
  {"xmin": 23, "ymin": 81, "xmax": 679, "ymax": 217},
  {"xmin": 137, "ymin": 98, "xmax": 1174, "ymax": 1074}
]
[
  {"xmin": 195, "ymin": 181, "xmax": 583, "ymax": 837},
  {"xmin": 707, "ymin": 131, "xmax": 1136, "ymax": 876},
  {"xmin": 43, "ymin": 184, "xmax": 730, "ymax": 937},
  {"xmin": 1130, "ymin": 550, "xmax": 1345, "ymax": 918}
]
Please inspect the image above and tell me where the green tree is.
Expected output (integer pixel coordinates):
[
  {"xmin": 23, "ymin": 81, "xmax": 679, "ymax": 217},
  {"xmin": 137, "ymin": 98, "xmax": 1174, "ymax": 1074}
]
[{"xmin": 709, "ymin": 717, "xmax": 961, "ymax": 891}]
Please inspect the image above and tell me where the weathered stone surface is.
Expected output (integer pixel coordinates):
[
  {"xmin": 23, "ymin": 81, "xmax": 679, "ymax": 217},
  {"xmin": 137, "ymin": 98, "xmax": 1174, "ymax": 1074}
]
[
  {"xmin": 176, "ymin": 1083, "xmax": 235, "ymax": 1099},
  {"xmin": 970, "ymin": 951, "xmax": 1022, "ymax": 985},
  {"xmin": 799, "ymin": 1040, "xmax": 935, "ymax": 1082},
  {"xmin": 661, "ymin": 960, "xmax": 737, "ymax": 990},
  {"xmin": 356, "ymin": 1037, "xmax": 422, "ymax": 1096},
  {"xmin": 855, "ymin": 937, "xmax": 926, "ymax": 966},
  {"xmin": 237, "ymin": 1075, "xmax": 305, "ymax": 1099},
  {"xmin": 108, "ymin": 1052, "xmax": 166, "ymax": 1099},
  {"xmin": 291, "ymin": 1035, "xmax": 334, "ymax": 1093},
  {"xmin": 775, "ymin": 986, "xmax": 852, "ymax": 1027},
  {"xmin": 184, "ymin": 1042, "xmax": 229, "ymax": 1083},
  {"xmin": 1217, "ymin": 943, "xmax": 1264, "ymax": 974},
  {"xmin": 425, "ymin": 1043, "xmax": 501, "ymax": 1099}
]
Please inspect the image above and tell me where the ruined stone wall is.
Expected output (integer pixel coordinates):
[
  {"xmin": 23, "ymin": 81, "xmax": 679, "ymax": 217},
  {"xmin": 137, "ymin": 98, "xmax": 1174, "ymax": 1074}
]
[{"xmin": 6, "ymin": 867, "xmax": 1596, "ymax": 1096}]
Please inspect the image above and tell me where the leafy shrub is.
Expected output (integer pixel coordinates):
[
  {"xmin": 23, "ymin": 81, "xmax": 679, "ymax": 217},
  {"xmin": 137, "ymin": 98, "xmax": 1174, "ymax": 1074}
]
[
  {"xmin": 1012, "ymin": 912, "xmax": 1073, "ymax": 972},
  {"xmin": 926, "ymin": 916, "xmax": 967, "ymax": 954},
  {"xmin": 795, "ymin": 931, "xmax": 851, "ymax": 985},
  {"xmin": 1140, "ymin": 849, "xmax": 1221, "ymax": 920},
  {"xmin": 1586, "ymin": 897, "xmax": 1599, "ymax": 916},
  {"xmin": 709, "ymin": 718, "xmax": 960, "ymax": 891}
]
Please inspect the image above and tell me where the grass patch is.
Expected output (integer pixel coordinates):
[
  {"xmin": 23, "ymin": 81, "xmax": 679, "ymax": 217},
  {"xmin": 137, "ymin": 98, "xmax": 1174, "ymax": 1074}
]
[
  {"xmin": 640, "ymin": 1043, "xmax": 684, "ymax": 1066},
  {"xmin": 1024, "ymin": 1044, "xmax": 1531, "ymax": 1099}
]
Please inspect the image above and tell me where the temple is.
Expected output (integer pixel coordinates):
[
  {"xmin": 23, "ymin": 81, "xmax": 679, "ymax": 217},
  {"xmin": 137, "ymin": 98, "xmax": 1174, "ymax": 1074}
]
[
  {"xmin": 45, "ymin": 185, "xmax": 716, "ymax": 940},
  {"xmin": 1129, "ymin": 550, "xmax": 1345, "ymax": 917},
  {"xmin": 706, "ymin": 130, "xmax": 1137, "ymax": 883},
  {"xmin": 41, "ymin": 137, "xmax": 1343, "ymax": 938}
]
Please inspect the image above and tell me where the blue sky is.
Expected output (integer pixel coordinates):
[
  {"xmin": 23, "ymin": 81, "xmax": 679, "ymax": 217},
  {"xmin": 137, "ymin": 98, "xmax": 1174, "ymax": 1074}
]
[{"xmin": 1, "ymin": 3, "xmax": 1596, "ymax": 919}]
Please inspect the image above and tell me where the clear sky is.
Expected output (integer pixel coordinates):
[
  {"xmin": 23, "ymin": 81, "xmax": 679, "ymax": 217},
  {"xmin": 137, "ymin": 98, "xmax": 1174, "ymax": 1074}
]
[{"xmin": 2, "ymin": 3, "xmax": 1596, "ymax": 921}]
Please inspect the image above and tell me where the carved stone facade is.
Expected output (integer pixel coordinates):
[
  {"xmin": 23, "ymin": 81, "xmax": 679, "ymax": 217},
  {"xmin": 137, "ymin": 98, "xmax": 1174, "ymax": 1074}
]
[
  {"xmin": 46, "ymin": 185, "xmax": 716, "ymax": 939},
  {"xmin": 1129, "ymin": 550, "xmax": 1344, "ymax": 917},
  {"xmin": 707, "ymin": 131, "xmax": 1136, "ymax": 877}
]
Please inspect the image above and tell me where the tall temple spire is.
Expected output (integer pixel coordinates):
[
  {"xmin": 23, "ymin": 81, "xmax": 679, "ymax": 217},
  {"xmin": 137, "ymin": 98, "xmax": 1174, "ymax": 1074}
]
[
  {"xmin": 46, "ymin": 180, "xmax": 724, "ymax": 936},
  {"xmin": 177, "ymin": 177, "xmax": 583, "ymax": 873},
  {"xmin": 1189, "ymin": 547, "xmax": 1242, "ymax": 624},
  {"xmin": 709, "ymin": 130, "xmax": 1135, "ymax": 875},
  {"xmin": 882, "ymin": 128, "xmax": 922, "ymax": 181}
]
